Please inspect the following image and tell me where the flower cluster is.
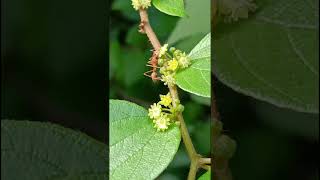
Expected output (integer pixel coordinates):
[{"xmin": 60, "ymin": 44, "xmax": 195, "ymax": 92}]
[
  {"xmin": 148, "ymin": 93, "xmax": 183, "ymax": 131},
  {"xmin": 131, "ymin": 0, "xmax": 151, "ymax": 10},
  {"xmin": 158, "ymin": 44, "xmax": 191, "ymax": 87}
]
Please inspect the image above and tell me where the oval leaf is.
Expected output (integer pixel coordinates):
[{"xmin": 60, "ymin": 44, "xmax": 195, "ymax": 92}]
[
  {"xmin": 214, "ymin": 0, "xmax": 319, "ymax": 113},
  {"xmin": 1, "ymin": 120, "xmax": 107, "ymax": 179},
  {"xmin": 152, "ymin": 0, "xmax": 185, "ymax": 17},
  {"xmin": 109, "ymin": 100, "xmax": 181, "ymax": 179},
  {"xmin": 176, "ymin": 33, "xmax": 211, "ymax": 97}
]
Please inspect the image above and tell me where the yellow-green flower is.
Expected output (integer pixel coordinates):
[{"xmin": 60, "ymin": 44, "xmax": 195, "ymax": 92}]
[
  {"xmin": 159, "ymin": 93, "xmax": 172, "ymax": 107},
  {"xmin": 131, "ymin": 0, "xmax": 151, "ymax": 10},
  {"xmin": 161, "ymin": 73, "xmax": 176, "ymax": 86},
  {"xmin": 148, "ymin": 103, "xmax": 162, "ymax": 119},
  {"xmin": 158, "ymin": 44, "xmax": 168, "ymax": 58},
  {"xmin": 153, "ymin": 113, "xmax": 171, "ymax": 131},
  {"xmin": 178, "ymin": 53, "xmax": 191, "ymax": 68},
  {"xmin": 167, "ymin": 59, "xmax": 179, "ymax": 71}
]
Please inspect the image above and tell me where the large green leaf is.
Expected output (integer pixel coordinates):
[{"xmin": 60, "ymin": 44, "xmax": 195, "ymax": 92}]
[
  {"xmin": 153, "ymin": 0, "xmax": 185, "ymax": 17},
  {"xmin": 1, "ymin": 120, "xmax": 107, "ymax": 179},
  {"xmin": 109, "ymin": 100, "xmax": 181, "ymax": 179},
  {"xmin": 198, "ymin": 170, "xmax": 211, "ymax": 180},
  {"xmin": 176, "ymin": 33, "xmax": 211, "ymax": 97},
  {"xmin": 167, "ymin": 0, "xmax": 210, "ymax": 44},
  {"xmin": 214, "ymin": 0, "xmax": 319, "ymax": 113}
]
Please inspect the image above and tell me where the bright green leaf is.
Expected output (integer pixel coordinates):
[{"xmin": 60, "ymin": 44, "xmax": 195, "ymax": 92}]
[
  {"xmin": 198, "ymin": 170, "xmax": 211, "ymax": 180},
  {"xmin": 176, "ymin": 33, "xmax": 211, "ymax": 97},
  {"xmin": 109, "ymin": 100, "xmax": 181, "ymax": 179},
  {"xmin": 167, "ymin": 0, "xmax": 210, "ymax": 44},
  {"xmin": 1, "ymin": 120, "xmax": 107, "ymax": 179},
  {"xmin": 153, "ymin": 0, "xmax": 185, "ymax": 17},
  {"xmin": 214, "ymin": 0, "xmax": 319, "ymax": 113}
]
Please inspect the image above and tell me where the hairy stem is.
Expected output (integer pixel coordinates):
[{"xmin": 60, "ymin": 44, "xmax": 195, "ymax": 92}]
[{"xmin": 138, "ymin": 8, "xmax": 211, "ymax": 180}]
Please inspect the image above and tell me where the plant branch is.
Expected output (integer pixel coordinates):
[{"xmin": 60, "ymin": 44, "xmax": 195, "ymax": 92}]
[
  {"xmin": 138, "ymin": 8, "xmax": 211, "ymax": 180},
  {"xmin": 138, "ymin": 9, "xmax": 161, "ymax": 50}
]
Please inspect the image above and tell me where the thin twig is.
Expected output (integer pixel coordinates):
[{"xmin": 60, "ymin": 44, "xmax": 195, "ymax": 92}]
[
  {"xmin": 199, "ymin": 157, "xmax": 211, "ymax": 165},
  {"xmin": 138, "ymin": 9, "xmax": 161, "ymax": 50},
  {"xmin": 188, "ymin": 161, "xmax": 198, "ymax": 180},
  {"xmin": 137, "ymin": 8, "xmax": 211, "ymax": 180}
]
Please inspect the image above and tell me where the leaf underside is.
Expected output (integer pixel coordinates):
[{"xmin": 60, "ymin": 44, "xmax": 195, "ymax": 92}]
[
  {"xmin": 109, "ymin": 100, "xmax": 181, "ymax": 180},
  {"xmin": 214, "ymin": 0, "xmax": 319, "ymax": 113},
  {"xmin": 1, "ymin": 120, "xmax": 107, "ymax": 180}
]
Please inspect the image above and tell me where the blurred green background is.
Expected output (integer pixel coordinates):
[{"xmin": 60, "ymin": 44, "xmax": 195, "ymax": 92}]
[
  {"xmin": 109, "ymin": 0, "xmax": 211, "ymax": 179},
  {"xmin": 1, "ymin": 0, "xmax": 107, "ymax": 142},
  {"xmin": 215, "ymin": 76, "xmax": 318, "ymax": 180}
]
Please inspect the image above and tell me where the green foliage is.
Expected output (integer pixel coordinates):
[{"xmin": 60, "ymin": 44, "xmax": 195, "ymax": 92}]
[
  {"xmin": 198, "ymin": 170, "xmax": 211, "ymax": 180},
  {"xmin": 109, "ymin": 100, "xmax": 181, "ymax": 179},
  {"xmin": 176, "ymin": 33, "xmax": 211, "ymax": 97},
  {"xmin": 167, "ymin": 0, "xmax": 210, "ymax": 44},
  {"xmin": 1, "ymin": 120, "xmax": 107, "ymax": 179},
  {"xmin": 214, "ymin": 0, "xmax": 319, "ymax": 113},
  {"xmin": 153, "ymin": 0, "xmax": 185, "ymax": 17},
  {"xmin": 190, "ymin": 94, "xmax": 210, "ymax": 106}
]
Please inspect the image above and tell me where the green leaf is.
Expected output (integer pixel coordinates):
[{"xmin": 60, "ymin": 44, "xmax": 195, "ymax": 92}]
[
  {"xmin": 198, "ymin": 170, "xmax": 211, "ymax": 180},
  {"xmin": 214, "ymin": 0, "xmax": 319, "ymax": 113},
  {"xmin": 1, "ymin": 120, "xmax": 107, "ymax": 179},
  {"xmin": 152, "ymin": 0, "xmax": 185, "ymax": 17},
  {"xmin": 190, "ymin": 94, "xmax": 211, "ymax": 106},
  {"xmin": 173, "ymin": 33, "xmax": 207, "ymax": 53},
  {"xmin": 167, "ymin": 0, "xmax": 210, "ymax": 44},
  {"xmin": 176, "ymin": 33, "xmax": 211, "ymax": 97},
  {"xmin": 109, "ymin": 100, "xmax": 181, "ymax": 179}
]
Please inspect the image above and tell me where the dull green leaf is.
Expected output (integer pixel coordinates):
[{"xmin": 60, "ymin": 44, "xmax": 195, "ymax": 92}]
[
  {"xmin": 153, "ymin": 0, "xmax": 185, "ymax": 17},
  {"xmin": 167, "ymin": 0, "xmax": 210, "ymax": 44},
  {"xmin": 214, "ymin": 0, "xmax": 319, "ymax": 113},
  {"xmin": 1, "ymin": 120, "xmax": 107, "ymax": 179},
  {"xmin": 176, "ymin": 33, "xmax": 211, "ymax": 97},
  {"xmin": 109, "ymin": 100, "xmax": 181, "ymax": 179}
]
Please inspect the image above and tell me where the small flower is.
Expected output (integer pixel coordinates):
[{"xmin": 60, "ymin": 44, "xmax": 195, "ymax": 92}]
[
  {"xmin": 158, "ymin": 58, "xmax": 165, "ymax": 66},
  {"xmin": 159, "ymin": 93, "xmax": 172, "ymax": 107},
  {"xmin": 148, "ymin": 103, "xmax": 162, "ymax": 119},
  {"xmin": 161, "ymin": 73, "xmax": 176, "ymax": 86},
  {"xmin": 131, "ymin": 0, "xmax": 151, "ymax": 10},
  {"xmin": 153, "ymin": 113, "xmax": 171, "ymax": 131},
  {"xmin": 158, "ymin": 44, "xmax": 168, "ymax": 58},
  {"xmin": 178, "ymin": 53, "xmax": 191, "ymax": 68},
  {"xmin": 167, "ymin": 59, "xmax": 179, "ymax": 71}
]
